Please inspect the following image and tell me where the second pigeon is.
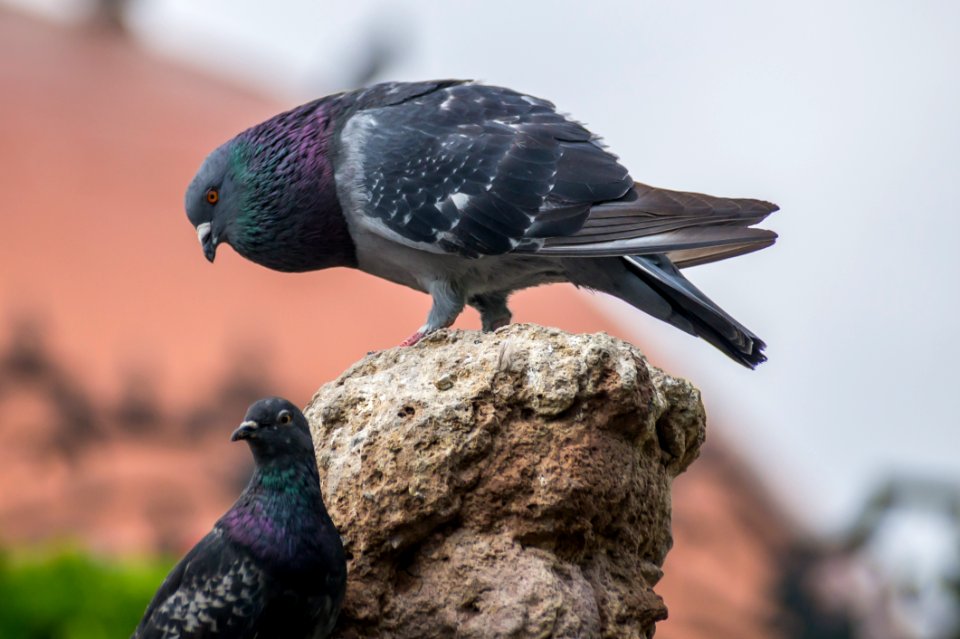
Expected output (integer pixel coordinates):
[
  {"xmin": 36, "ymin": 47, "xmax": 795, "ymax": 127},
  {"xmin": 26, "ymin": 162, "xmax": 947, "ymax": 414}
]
[{"xmin": 133, "ymin": 398, "xmax": 346, "ymax": 639}]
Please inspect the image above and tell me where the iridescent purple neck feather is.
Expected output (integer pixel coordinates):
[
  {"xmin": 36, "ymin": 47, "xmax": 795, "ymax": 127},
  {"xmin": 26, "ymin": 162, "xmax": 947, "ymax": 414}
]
[
  {"xmin": 219, "ymin": 453, "xmax": 336, "ymax": 571},
  {"xmin": 227, "ymin": 99, "xmax": 356, "ymax": 272}
]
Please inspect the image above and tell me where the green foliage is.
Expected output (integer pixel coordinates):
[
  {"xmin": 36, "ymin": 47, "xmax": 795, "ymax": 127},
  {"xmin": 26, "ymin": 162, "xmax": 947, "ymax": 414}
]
[{"xmin": 0, "ymin": 547, "xmax": 174, "ymax": 639}]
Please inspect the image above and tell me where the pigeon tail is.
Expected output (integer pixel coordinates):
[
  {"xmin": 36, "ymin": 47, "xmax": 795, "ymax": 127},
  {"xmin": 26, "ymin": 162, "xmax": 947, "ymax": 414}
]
[
  {"xmin": 537, "ymin": 182, "xmax": 778, "ymax": 261},
  {"xmin": 622, "ymin": 254, "xmax": 767, "ymax": 368}
]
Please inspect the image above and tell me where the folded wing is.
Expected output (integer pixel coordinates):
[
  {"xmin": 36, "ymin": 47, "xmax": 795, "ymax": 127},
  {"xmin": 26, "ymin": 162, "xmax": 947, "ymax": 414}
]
[{"xmin": 346, "ymin": 81, "xmax": 777, "ymax": 263}]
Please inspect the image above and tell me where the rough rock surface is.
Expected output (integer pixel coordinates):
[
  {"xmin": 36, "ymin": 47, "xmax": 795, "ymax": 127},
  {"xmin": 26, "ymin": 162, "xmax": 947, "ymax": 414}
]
[{"xmin": 306, "ymin": 324, "xmax": 706, "ymax": 639}]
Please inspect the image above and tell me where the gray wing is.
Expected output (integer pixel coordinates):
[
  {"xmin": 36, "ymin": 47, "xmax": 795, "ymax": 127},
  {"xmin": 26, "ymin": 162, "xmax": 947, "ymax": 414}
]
[
  {"xmin": 339, "ymin": 81, "xmax": 777, "ymax": 260},
  {"xmin": 133, "ymin": 530, "xmax": 264, "ymax": 638},
  {"xmin": 340, "ymin": 82, "xmax": 633, "ymax": 257}
]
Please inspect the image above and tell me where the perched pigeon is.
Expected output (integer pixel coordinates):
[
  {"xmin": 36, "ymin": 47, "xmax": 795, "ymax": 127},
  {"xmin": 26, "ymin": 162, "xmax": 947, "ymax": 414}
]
[
  {"xmin": 133, "ymin": 398, "xmax": 346, "ymax": 639},
  {"xmin": 186, "ymin": 80, "xmax": 778, "ymax": 366}
]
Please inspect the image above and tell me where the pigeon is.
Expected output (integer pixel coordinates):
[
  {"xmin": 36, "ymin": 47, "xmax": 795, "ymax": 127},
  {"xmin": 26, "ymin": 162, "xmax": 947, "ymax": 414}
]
[
  {"xmin": 186, "ymin": 80, "xmax": 778, "ymax": 367},
  {"xmin": 133, "ymin": 398, "xmax": 346, "ymax": 639}
]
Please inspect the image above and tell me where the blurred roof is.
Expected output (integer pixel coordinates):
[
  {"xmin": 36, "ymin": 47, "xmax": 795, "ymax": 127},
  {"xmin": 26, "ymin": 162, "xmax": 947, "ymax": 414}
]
[
  {"xmin": 0, "ymin": 9, "xmax": 797, "ymax": 638},
  {"xmin": 0, "ymin": 6, "xmax": 632, "ymax": 410}
]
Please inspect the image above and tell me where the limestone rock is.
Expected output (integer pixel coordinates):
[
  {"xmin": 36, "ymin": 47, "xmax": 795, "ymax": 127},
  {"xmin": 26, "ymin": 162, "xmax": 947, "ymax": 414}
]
[{"xmin": 305, "ymin": 324, "xmax": 705, "ymax": 638}]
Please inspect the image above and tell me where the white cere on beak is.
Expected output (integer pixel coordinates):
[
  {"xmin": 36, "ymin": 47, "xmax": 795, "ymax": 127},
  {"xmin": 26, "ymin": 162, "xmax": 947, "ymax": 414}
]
[{"xmin": 196, "ymin": 222, "xmax": 212, "ymax": 246}]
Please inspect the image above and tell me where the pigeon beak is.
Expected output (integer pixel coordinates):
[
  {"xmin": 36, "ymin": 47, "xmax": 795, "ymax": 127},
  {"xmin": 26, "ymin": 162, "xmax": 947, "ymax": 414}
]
[
  {"xmin": 197, "ymin": 222, "xmax": 216, "ymax": 263},
  {"xmin": 231, "ymin": 420, "xmax": 259, "ymax": 441}
]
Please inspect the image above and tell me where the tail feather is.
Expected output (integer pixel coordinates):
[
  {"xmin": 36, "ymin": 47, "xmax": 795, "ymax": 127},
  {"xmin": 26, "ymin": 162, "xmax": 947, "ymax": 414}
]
[
  {"xmin": 538, "ymin": 225, "xmax": 777, "ymax": 258},
  {"xmin": 666, "ymin": 239, "xmax": 776, "ymax": 268},
  {"xmin": 536, "ymin": 182, "xmax": 778, "ymax": 260},
  {"xmin": 622, "ymin": 255, "xmax": 767, "ymax": 368}
]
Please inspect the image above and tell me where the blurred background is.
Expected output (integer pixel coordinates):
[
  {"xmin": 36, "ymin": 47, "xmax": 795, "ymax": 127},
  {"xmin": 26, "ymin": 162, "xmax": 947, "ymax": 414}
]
[{"xmin": 0, "ymin": 0, "xmax": 958, "ymax": 637}]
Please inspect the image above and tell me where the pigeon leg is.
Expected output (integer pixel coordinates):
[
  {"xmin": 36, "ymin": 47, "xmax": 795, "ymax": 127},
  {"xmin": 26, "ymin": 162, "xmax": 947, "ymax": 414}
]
[
  {"xmin": 399, "ymin": 330, "xmax": 426, "ymax": 347},
  {"xmin": 400, "ymin": 280, "xmax": 465, "ymax": 346},
  {"xmin": 469, "ymin": 292, "xmax": 512, "ymax": 332}
]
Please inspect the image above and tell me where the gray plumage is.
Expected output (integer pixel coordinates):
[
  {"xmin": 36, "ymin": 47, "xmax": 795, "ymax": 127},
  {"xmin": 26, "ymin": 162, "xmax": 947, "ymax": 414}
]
[{"xmin": 186, "ymin": 80, "xmax": 777, "ymax": 366}]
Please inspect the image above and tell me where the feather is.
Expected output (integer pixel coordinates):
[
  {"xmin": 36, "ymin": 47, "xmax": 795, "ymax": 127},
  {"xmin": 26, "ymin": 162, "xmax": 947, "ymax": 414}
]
[{"xmin": 536, "ymin": 226, "xmax": 778, "ymax": 257}]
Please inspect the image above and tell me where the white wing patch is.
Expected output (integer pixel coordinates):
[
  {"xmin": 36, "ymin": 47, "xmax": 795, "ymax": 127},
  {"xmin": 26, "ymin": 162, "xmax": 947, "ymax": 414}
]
[{"xmin": 449, "ymin": 192, "xmax": 469, "ymax": 210}]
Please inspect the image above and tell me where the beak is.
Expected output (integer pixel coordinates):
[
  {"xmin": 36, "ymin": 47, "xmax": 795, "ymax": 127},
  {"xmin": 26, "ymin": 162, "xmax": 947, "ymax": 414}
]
[
  {"xmin": 231, "ymin": 420, "xmax": 259, "ymax": 441},
  {"xmin": 197, "ymin": 222, "xmax": 217, "ymax": 263}
]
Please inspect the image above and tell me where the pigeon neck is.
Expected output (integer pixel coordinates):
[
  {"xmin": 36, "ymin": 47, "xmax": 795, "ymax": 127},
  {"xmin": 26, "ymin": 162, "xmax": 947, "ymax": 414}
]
[
  {"xmin": 229, "ymin": 101, "xmax": 358, "ymax": 272},
  {"xmin": 220, "ymin": 457, "xmax": 330, "ymax": 564}
]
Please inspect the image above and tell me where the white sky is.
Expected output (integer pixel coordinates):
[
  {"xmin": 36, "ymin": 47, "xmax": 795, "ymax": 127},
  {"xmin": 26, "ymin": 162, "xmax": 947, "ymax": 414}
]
[{"xmin": 7, "ymin": 0, "xmax": 959, "ymax": 532}]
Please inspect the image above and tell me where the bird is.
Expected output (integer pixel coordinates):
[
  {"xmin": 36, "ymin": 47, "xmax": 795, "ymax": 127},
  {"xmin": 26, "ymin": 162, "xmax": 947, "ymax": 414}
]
[
  {"xmin": 185, "ymin": 80, "xmax": 778, "ymax": 367},
  {"xmin": 132, "ymin": 398, "xmax": 346, "ymax": 639}
]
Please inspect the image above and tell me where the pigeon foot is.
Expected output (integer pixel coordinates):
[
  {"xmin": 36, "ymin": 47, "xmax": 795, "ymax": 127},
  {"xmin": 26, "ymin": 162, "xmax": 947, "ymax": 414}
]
[{"xmin": 399, "ymin": 330, "xmax": 426, "ymax": 347}]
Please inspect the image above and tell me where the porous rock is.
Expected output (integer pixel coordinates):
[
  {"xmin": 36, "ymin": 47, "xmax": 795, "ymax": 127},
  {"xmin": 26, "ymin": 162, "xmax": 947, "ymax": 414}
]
[{"xmin": 305, "ymin": 324, "xmax": 705, "ymax": 638}]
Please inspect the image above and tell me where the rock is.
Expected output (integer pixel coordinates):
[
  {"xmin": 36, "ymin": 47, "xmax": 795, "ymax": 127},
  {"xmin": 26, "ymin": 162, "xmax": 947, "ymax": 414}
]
[{"xmin": 305, "ymin": 324, "xmax": 705, "ymax": 639}]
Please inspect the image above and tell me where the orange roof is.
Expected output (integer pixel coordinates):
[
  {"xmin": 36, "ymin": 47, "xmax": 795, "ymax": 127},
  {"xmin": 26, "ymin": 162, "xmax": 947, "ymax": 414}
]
[{"xmin": 0, "ymin": 9, "xmax": 629, "ymax": 409}]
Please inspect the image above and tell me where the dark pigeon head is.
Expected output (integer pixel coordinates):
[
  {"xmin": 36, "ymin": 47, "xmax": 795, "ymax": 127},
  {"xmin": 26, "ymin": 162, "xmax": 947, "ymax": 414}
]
[
  {"xmin": 185, "ymin": 143, "xmax": 234, "ymax": 263},
  {"xmin": 231, "ymin": 397, "xmax": 315, "ymax": 465},
  {"xmin": 184, "ymin": 100, "xmax": 356, "ymax": 273}
]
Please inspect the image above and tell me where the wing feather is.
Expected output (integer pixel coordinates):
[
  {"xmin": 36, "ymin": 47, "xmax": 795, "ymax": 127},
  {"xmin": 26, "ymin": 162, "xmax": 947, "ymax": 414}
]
[
  {"xmin": 341, "ymin": 81, "xmax": 776, "ymax": 263},
  {"xmin": 343, "ymin": 82, "xmax": 632, "ymax": 257},
  {"xmin": 134, "ymin": 530, "xmax": 264, "ymax": 638}
]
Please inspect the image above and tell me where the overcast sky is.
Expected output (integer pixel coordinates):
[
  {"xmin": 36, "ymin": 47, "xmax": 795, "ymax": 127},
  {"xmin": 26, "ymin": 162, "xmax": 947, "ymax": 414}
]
[{"xmin": 8, "ymin": 0, "xmax": 959, "ymax": 532}]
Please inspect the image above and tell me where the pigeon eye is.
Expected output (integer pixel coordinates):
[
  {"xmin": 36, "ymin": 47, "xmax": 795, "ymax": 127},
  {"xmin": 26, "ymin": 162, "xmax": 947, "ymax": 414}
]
[
  {"xmin": 205, "ymin": 188, "xmax": 219, "ymax": 205},
  {"xmin": 277, "ymin": 410, "xmax": 292, "ymax": 425}
]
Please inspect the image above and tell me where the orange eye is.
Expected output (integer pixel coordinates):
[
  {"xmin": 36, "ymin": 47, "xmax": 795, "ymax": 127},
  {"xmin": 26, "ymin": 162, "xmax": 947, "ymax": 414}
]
[
  {"xmin": 278, "ymin": 410, "xmax": 292, "ymax": 425},
  {"xmin": 205, "ymin": 188, "xmax": 219, "ymax": 205}
]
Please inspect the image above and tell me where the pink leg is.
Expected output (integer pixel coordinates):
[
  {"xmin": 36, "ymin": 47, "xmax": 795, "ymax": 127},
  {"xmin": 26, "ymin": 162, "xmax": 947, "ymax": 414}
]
[
  {"xmin": 402, "ymin": 282, "xmax": 465, "ymax": 346},
  {"xmin": 399, "ymin": 329, "xmax": 427, "ymax": 347}
]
